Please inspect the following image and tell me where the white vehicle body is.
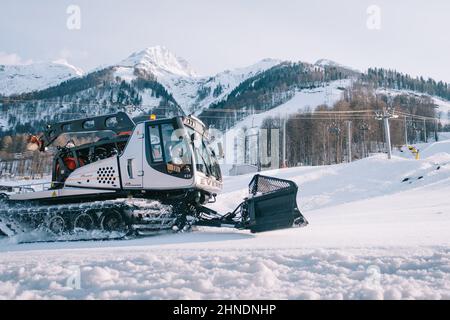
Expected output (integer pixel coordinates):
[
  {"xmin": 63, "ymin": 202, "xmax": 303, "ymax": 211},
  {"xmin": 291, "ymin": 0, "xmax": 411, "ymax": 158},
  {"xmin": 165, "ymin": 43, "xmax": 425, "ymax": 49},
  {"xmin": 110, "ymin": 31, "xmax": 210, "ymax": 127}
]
[{"xmin": 8, "ymin": 116, "xmax": 222, "ymax": 203}]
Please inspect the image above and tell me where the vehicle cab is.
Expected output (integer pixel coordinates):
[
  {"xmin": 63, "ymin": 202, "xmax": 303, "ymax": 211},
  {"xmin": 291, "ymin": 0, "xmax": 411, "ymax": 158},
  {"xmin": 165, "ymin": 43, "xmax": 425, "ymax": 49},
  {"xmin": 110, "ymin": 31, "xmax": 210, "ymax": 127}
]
[{"xmin": 119, "ymin": 115, "xmax": 223, "ymax": 202}]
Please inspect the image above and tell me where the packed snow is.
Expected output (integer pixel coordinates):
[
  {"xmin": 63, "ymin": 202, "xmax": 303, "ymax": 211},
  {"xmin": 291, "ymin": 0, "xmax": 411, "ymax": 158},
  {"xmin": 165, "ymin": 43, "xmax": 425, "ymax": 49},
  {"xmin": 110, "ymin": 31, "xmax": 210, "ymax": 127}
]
[
  {"xmin": 0, "ymin": 60, "xmax": 83, "ymax": 96},
  {"xmin": 1, "ymin": 139, "xmax": 450, "ymax": 299}
]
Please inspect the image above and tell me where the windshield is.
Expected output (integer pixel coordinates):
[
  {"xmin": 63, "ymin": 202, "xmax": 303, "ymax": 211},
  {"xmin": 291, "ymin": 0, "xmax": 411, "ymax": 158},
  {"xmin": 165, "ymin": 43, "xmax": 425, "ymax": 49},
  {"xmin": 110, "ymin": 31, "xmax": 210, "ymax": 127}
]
[
  {"xmin": 146, "ymin": 122, "xmax": 194, "ymax": 179},
  {"xmin": 161, "ymin": 123, "xmax": 192, "ymax": 166},
  {"xmin": 148, "ymin": 123, "xmax": 192, "ymax": 166},
  {"xmin": 186, "ymin": 127, "xmax": 221, "ymax": 181}
]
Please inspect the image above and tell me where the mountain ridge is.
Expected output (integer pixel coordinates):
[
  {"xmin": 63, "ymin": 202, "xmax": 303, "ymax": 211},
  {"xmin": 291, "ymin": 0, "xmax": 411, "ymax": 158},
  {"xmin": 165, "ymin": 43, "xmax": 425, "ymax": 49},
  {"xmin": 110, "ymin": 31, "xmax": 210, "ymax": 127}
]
[
  {"xmin": 0, "ymin": 60, "xmax": 84, "ymax": 96},
  {"xmin": 119, "ymin": 46, "xmax": 198, "ymax": 78},
  {"xmin": 1, "ymin": 46, "xmax": 449, "ymax": 135}
]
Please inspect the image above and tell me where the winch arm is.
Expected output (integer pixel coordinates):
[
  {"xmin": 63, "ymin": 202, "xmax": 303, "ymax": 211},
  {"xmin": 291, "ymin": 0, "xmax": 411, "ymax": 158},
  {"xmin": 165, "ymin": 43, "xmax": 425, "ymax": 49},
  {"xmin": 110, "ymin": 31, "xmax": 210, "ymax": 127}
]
[{"xmin": 36, "ymin": 112, "xmax": 135, "ymax": 151}]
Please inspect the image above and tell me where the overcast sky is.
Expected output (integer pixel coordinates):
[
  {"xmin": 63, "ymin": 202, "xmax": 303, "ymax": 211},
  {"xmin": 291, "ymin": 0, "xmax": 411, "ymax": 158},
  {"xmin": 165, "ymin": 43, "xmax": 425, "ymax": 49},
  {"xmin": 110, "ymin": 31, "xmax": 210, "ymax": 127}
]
[{"xmin": 1, "ymin": 0, "xmax": 449, "ymax": 81}]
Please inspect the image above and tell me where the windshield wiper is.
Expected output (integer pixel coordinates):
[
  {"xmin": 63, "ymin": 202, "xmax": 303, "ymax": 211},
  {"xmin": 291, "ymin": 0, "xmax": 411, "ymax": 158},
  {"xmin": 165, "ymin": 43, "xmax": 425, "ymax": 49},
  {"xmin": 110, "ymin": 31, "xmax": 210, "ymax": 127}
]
[
  {"xmin": 193, "ymin": 142, "xmax": 212, "ymax": 177},
  {"xmin": 203, "ymin": 153, "xmax": 214, "ymax": 177}
]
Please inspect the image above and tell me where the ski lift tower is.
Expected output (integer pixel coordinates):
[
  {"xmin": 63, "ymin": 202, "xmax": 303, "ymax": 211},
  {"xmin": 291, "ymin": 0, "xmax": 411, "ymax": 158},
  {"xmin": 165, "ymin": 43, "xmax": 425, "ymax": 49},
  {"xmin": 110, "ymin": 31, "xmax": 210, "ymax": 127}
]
[{"xmin": 375, "ymin": 106, "xmax": 398, "ymax": 159}]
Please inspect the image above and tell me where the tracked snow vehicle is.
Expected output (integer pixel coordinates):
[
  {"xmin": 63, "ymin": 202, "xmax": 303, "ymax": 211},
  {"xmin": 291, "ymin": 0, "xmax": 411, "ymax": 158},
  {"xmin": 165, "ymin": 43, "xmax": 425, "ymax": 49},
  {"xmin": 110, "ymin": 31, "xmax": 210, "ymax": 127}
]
[{"xmin": 0, "ymin": 112, "xmax": 307, "ymax": 240}]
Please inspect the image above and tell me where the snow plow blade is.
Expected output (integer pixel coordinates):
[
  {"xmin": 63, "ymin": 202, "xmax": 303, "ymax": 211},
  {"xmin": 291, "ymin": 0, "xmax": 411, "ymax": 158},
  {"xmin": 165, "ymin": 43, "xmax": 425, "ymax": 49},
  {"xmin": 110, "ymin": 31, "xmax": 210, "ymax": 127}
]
[
  {"xmin": 196, "ymin": 174, "xmax": 308, "ymax": 233},
  {"xmin": 244, "ymin": 174, "xmax": 307, "ymax": 232}
]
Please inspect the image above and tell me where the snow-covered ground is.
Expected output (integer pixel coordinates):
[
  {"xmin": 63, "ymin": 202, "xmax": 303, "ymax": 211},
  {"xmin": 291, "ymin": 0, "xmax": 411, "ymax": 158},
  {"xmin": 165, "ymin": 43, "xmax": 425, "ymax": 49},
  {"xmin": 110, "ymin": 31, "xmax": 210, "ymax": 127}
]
[{"xmin": 1, "ymin": 141, "xmax": 450, "ymax": 299}]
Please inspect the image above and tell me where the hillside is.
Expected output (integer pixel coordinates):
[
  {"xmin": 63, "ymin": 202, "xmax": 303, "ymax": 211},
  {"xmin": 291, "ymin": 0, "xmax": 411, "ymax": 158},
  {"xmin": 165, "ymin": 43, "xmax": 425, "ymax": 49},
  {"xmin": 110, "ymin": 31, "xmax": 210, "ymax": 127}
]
[
  {"xmin": 0, "ymin": 47, "xmax": 284, "ymax": 135},
  {"xmin": 1, "ymin": 47, "xmax": 449, "ymax": 138}
]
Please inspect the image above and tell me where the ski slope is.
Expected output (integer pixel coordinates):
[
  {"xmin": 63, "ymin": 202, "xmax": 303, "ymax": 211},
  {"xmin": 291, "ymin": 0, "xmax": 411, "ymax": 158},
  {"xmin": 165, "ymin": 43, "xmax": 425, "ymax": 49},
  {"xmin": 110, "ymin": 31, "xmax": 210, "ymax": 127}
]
[
  {"xmin": 232, "ymin": 79, "xmax": 352, "ymax": 130},
  {"xmin": 1, "ymin": 141, "xmax": 450, "ymax": 299}
]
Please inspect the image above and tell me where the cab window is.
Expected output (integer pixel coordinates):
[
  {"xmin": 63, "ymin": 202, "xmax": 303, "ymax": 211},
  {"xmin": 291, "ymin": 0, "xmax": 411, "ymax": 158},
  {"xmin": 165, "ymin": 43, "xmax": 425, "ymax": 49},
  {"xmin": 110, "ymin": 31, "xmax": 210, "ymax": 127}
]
[
  {"xmin": 147, "ymin": 122, "xmax": 191, "ymax": 166},
  {"xmin": 149, "ymin": 125, "xmax": 163, "ymax": 162}
]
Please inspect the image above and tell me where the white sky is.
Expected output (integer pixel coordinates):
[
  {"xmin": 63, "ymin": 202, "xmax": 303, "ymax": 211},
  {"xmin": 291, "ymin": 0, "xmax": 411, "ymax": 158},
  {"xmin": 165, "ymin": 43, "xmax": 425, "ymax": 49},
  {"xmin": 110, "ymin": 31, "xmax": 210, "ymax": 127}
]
[{"xmin": 1, "ymin": 0, "xmax": 449, "ymax": 82}]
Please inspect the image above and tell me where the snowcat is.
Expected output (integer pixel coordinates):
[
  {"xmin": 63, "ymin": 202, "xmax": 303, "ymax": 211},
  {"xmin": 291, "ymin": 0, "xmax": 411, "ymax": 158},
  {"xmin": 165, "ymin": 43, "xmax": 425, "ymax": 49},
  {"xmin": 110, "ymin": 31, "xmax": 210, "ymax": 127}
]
[{"xmin": 0, "ymin": 112, "xmax": 307, "ymax": 240}]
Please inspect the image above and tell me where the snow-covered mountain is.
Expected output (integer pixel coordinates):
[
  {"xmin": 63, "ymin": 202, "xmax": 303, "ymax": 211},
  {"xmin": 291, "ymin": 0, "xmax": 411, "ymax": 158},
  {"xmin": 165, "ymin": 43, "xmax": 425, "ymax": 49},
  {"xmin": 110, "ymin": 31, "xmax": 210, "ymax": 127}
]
[
  {"xmin": 118, "ymin": 46, "xmax": 198, "ymax": 78},
  {"xmin": 113, "ymin": 46, "xmax": 281, "ymax": 114},
  {"xmin": 0, "ymin": 60, "xmax": 83, "ymax": 96},
  {"xmin": 0, "ymin": 47, "xmax": 347, "ymax": 119},
  {"xmin": 1, "ymin": 45, "xmax": 449, "ymax": 137},
  {"xmin": 161, "ymin": 58, "xmax": 282, "ymax": 114}
]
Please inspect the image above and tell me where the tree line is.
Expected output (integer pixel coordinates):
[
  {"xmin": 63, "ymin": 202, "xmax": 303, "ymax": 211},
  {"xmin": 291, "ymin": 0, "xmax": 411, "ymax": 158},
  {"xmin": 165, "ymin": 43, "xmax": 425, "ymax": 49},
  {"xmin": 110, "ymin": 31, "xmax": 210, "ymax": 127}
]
[{"xmin": 363, "ymin": 68, "xmax": 450, "ymax": 100}]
